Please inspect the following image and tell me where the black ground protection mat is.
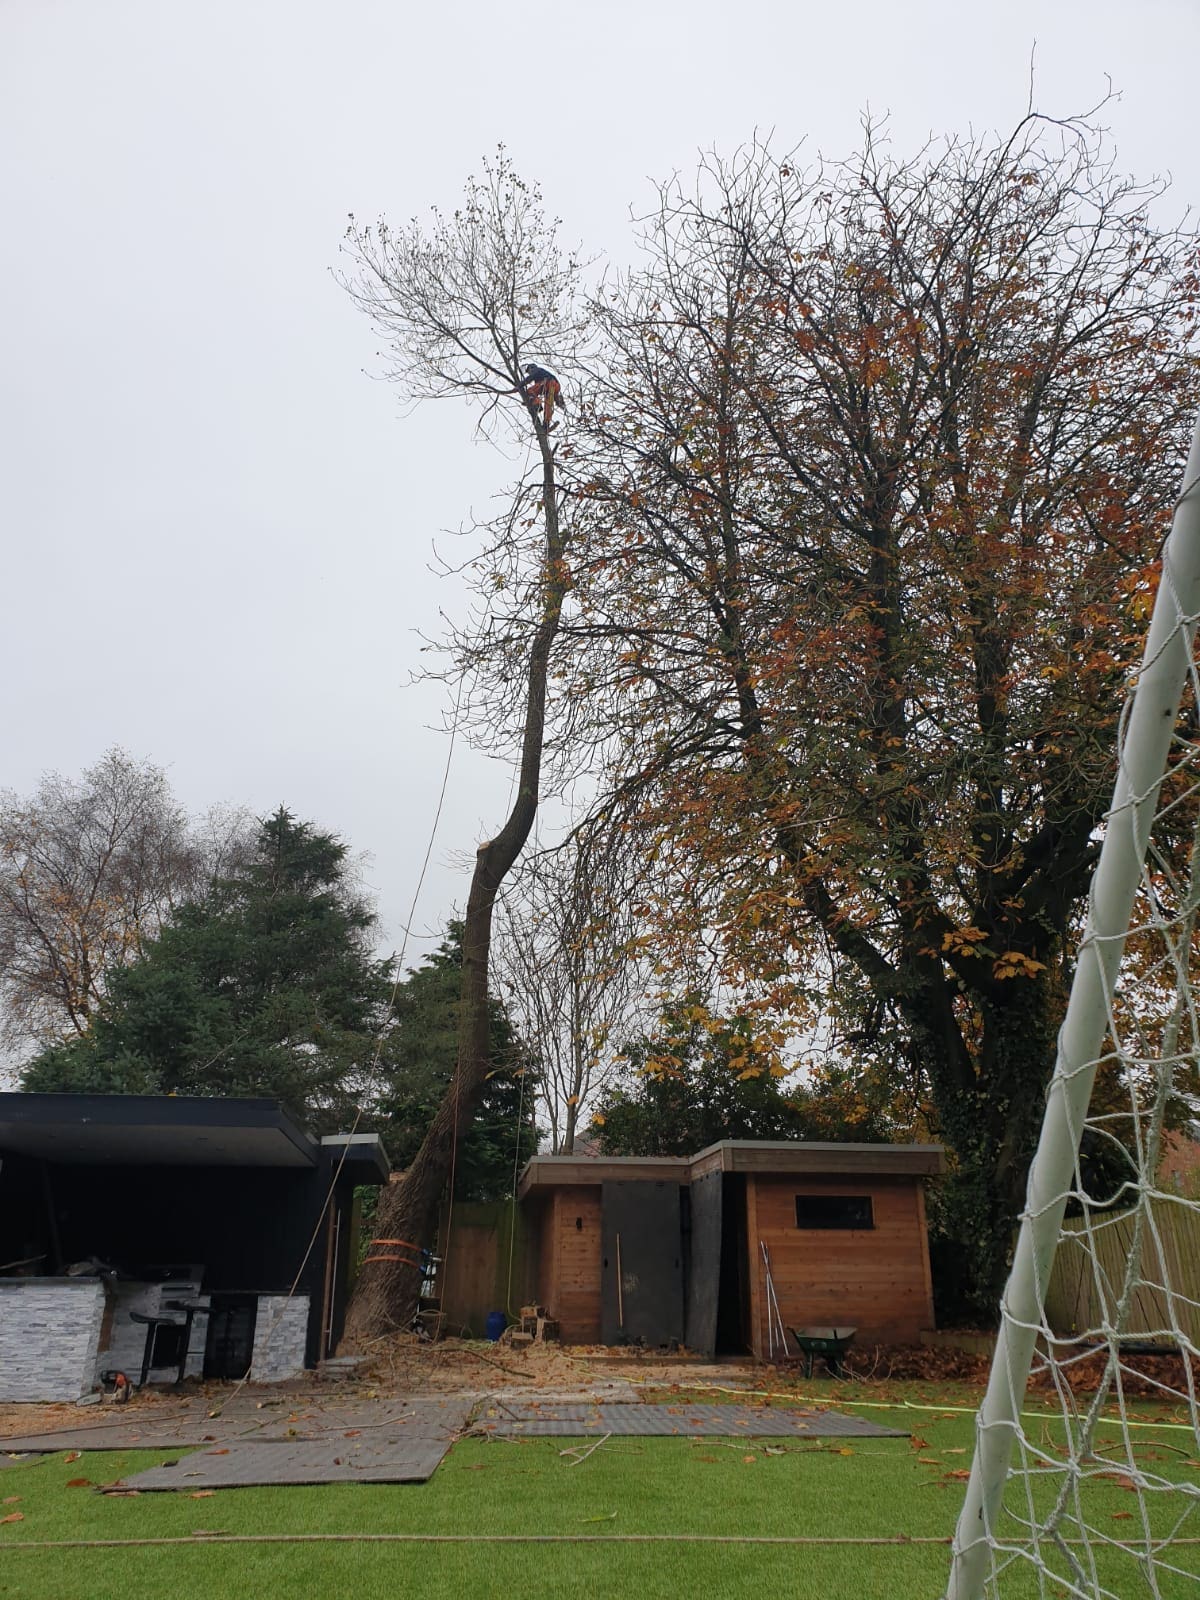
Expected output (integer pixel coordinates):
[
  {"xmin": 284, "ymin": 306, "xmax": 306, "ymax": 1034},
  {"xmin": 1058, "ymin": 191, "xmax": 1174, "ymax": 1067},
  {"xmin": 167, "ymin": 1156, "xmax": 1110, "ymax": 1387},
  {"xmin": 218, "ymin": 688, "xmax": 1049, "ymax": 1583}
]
[
  {"xmin": 474, "ymin": 1402, "xmax": 905, "ymax": 1438},
  {"xmin": 3, "ymin": 1395, "xmax": 473, "ymax": 1454},
  {"xmin": 113, "ymin": 1435, "xmax": 453, "ymax": 1489}
]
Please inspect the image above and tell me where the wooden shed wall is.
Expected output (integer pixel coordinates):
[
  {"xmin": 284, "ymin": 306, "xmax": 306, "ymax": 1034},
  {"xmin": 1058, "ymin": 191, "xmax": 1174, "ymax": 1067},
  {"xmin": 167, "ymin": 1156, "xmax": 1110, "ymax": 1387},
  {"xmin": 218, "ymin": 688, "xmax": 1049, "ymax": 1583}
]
[
  {"xmin": 534, "ymin": 1186, "xmax": 602, "ymax": 1343},
  {"xmin": 747, "ymin": 1174, "xmax": 934, "ymax": 1353}
]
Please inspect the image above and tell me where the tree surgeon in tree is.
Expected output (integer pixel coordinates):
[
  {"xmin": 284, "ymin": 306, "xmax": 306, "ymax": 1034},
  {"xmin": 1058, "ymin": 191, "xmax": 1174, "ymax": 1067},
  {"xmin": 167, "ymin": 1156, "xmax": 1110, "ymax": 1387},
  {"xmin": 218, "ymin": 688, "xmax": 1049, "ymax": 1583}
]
[{"xmin": 519, "ymin": 364, "xmax": 566, "ymax": 428}]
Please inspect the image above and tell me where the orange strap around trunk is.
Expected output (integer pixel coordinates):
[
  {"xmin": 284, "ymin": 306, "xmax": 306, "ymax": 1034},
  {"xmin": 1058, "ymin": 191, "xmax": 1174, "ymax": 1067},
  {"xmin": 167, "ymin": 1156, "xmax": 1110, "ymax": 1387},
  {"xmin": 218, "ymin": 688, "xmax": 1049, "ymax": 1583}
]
[{"xmin": 363, "ymin": 1237, "xmax": 425, "ymax": 1267}]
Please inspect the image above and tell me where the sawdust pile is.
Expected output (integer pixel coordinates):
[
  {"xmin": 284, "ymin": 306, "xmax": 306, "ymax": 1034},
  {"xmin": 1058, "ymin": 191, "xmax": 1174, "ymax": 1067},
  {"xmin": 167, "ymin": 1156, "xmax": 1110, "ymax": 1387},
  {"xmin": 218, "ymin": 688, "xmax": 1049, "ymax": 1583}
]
[
  {"xmin": 351, "ymin": 1333, "xmax": 588, "ymax": 1393},
  {"xmin": 0, "ymin": 1385, "xmax": 200, "ymax": 1441},
  {"xmin": 347, "ymin": 1333, "xmax": 761, "ymax": 1393}
]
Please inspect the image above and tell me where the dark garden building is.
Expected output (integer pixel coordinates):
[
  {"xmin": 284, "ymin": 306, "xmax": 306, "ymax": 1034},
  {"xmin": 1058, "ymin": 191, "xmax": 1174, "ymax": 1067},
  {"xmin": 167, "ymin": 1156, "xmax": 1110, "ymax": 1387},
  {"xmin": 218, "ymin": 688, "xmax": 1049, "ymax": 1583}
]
[{"xmin": 0, "ymin": 1093, "xmax": 388, "ymax": 1401}]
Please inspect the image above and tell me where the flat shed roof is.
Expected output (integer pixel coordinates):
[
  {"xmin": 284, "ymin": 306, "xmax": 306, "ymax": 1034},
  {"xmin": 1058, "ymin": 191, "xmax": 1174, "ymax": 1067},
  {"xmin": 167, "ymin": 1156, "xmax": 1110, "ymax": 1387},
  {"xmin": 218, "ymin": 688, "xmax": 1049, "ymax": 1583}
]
[{"xmin": 518, "ymin": 1139, "xmax": 944, "ymax": 1198}]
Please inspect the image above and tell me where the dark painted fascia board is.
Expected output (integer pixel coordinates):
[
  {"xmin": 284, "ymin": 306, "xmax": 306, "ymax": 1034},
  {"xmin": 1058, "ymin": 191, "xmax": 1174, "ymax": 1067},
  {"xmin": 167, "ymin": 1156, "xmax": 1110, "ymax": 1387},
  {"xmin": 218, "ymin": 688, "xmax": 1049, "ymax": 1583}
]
[
  {"xmin": 318, "ymin": 1133, "xmax": 391, "ymax": 1185},
  {"xmin": 518, "ymin": 1139, "xmax": 947, "ymax": 1196},
  {"xmin": 516, "ymin": 1154, "xmax": 692, "ymax": 1200},
  {"xmin": 0, "ymin": 1092, "xmax": 317, "ymax": 1167},
  {"xmin": 689, "ymin": 1140, "xmax": 947, "ymax": 1178}
]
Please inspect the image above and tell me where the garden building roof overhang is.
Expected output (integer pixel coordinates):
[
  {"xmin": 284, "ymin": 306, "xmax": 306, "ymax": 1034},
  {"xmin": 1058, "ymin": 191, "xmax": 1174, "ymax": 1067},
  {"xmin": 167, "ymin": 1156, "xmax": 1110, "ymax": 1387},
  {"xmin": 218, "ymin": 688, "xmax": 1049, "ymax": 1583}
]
[
  {"xmin": 0, "ymin": 1092, "xmax": 389, "ymax": 1180},
  {"xmin": 517, "ymin": 1140, "xmax": 944, "ymax": 1200}
]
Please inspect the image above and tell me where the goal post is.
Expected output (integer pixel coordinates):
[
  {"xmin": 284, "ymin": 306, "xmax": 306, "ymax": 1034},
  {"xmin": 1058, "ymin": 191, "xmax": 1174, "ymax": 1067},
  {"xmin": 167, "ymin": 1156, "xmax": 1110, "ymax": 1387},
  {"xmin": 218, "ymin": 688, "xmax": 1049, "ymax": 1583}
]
[{"xmin": 946, "ymin": 415, "xmax": 1200, "ymax": 1600}]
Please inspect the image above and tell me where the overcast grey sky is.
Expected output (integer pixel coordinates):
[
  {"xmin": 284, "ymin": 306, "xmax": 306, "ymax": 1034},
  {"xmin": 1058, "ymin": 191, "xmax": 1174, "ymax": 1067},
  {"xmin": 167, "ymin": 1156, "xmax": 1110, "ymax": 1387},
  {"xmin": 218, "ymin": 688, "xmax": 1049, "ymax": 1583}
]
[{"xmin": 2, "ymin": 0, "xmax": 1196, "ymax": 965}]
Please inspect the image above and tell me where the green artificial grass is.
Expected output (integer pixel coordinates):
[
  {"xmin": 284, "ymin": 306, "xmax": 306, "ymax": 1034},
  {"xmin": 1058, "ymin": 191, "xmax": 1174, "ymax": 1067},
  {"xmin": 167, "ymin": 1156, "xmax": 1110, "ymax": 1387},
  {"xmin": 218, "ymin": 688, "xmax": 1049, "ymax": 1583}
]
[{"xmin": 0, "ymin": 1387, "xmax": 1196, "ymax": 1599}]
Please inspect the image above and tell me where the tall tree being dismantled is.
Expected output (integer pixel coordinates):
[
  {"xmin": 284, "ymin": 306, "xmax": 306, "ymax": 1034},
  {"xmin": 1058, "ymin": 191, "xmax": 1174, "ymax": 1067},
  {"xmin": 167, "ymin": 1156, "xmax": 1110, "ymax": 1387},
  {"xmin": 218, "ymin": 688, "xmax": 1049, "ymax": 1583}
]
[{"xmin": 339, "ymin": 159, "xmax": 582, "ymax": 1341}]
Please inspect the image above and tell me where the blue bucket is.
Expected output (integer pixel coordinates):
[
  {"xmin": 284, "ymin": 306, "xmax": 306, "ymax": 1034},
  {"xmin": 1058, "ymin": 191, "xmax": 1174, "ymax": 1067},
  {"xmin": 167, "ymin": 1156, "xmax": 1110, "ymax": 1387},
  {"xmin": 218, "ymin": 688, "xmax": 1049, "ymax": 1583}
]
[{"xmin": 485, "ymin": 1310, "xmax": 507, "ymax": 1342}]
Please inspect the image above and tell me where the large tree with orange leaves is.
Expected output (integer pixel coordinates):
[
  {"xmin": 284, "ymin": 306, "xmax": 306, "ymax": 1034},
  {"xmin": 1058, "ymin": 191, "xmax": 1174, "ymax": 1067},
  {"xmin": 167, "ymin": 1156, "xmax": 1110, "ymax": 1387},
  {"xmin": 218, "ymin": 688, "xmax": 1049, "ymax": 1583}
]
[{"xmin": 546, "ymin": 116, "xmax": 1200, "ymax": 1316}]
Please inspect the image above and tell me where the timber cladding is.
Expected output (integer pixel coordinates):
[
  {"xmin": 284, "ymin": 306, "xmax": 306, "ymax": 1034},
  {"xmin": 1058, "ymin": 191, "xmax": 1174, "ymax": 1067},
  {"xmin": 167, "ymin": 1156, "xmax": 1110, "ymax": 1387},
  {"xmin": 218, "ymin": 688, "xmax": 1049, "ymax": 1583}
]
[
  {"xmin": 519, "ymin": 1141, "xmax": 943, "ymax": 1354},
  {"xmin": 538, "ymin": 1187, "xmax": 603, "ymax": 1343},
  {"xmin": 749, "ymin": 1174, "xmax": 934, "ymax": 1350}
]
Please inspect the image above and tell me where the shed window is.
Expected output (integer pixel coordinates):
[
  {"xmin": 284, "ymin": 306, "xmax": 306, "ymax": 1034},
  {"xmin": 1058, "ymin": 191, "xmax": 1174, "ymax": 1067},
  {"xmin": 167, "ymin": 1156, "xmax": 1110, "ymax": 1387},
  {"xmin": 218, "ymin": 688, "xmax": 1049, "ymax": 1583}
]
[{"xmin": 794, "ymin": 1194, "xmax": 873, "ymax": 1230}]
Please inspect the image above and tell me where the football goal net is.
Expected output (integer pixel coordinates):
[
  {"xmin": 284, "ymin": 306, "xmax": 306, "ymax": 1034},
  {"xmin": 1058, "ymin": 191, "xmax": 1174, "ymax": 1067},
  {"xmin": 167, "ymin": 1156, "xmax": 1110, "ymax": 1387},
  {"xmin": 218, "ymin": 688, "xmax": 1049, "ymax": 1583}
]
[{"xmin": 946, "ymin": 417, "xmax": 1200, "ymax": 1600}]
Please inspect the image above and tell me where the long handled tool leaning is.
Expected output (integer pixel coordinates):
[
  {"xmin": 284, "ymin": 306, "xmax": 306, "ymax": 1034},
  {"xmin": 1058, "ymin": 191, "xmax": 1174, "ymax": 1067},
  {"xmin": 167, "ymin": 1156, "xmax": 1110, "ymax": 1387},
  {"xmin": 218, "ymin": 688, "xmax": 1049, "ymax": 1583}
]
[{"xmin": 759, "ymin": 1240, "xmax": 787, "ymax": 1357}]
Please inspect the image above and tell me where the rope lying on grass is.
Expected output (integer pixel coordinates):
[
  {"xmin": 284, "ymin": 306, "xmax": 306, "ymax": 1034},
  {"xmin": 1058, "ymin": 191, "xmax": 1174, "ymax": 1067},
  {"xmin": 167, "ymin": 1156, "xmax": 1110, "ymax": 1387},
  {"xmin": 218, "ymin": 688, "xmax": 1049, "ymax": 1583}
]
[
  {"xmin": 3, "ymin": 1533, "xmax": 954, "ymax": 1549},
  {"xmin": 638, "ymin": 1384, "xmax": 1198, "ymax": 1432},
  {"xmin": 8, "ymin": 1533, "xmax": 1200, "ymax": 1551}
]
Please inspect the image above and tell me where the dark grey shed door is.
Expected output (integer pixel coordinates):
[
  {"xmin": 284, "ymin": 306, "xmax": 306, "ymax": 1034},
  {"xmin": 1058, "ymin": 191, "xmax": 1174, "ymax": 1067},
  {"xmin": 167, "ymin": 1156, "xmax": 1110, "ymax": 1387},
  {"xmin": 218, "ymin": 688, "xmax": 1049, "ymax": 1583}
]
[
  {"xmin": 600, "ymin": 1181, "xmax": 683, "ymax": 1346},
  {"xmin": 685, "ymin": 1168, "xmax": 722, "ymax": 1358}
]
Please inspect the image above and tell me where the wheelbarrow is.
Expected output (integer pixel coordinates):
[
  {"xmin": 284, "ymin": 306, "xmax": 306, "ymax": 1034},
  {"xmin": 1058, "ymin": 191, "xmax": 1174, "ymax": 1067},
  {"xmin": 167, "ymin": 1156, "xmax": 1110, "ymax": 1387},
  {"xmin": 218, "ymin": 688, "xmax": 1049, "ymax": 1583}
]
[{"xmin": 789, "ymin": 1326, "xmax": 856, "ymax": 1378}]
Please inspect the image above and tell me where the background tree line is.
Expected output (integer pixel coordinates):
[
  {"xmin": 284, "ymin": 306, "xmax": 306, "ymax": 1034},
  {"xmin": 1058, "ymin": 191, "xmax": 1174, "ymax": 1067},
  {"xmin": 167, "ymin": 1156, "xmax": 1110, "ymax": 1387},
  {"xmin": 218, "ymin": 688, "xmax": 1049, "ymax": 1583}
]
[
  {"xmin": 0, "ymin": 751, "xmax": 857, "ymax": 1199},
  {"xmin": 11, "ymin": 104, "xmax": 1200, "ymax": 1331},
  {"xmin": 2, "ymin": 754, "xmax": 537, "ymax": 1198}
]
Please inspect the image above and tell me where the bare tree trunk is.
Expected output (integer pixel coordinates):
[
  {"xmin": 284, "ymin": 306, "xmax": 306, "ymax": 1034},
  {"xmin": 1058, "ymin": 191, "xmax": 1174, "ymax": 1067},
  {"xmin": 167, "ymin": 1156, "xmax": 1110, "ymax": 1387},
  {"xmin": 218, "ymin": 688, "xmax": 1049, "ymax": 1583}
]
[
  {"xmin": 343, "ymin": 436, "xmax": 566, "ymax": 1343},
  {"xmin": 562, "ymin": 1064, "xmax": 580, "ymax": 1153},
  {"xmin": 559, "ymin": 974, "xmax": 586, "ymax": 1153}
]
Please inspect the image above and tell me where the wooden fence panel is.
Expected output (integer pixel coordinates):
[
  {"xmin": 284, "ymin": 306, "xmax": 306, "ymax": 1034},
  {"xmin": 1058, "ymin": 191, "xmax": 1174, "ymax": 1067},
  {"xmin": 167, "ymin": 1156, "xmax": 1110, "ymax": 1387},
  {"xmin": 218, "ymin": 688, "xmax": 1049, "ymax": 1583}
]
[
  {"xmin": 435, "ymin": 1201, "xmax": 534, "ymax": 1338},
  {"xmin": 1045, "ymin": 1200, "xmax": 1200, "ymax": 1346}
]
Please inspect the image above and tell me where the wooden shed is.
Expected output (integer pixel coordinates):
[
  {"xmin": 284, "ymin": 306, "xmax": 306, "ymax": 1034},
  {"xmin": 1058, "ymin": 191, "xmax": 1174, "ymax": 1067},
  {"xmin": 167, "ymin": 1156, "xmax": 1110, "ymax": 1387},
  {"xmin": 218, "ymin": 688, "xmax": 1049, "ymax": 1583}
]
[{"xmin": 517, "ymin": 1140, "xmax": 944, "ymax": 1357}]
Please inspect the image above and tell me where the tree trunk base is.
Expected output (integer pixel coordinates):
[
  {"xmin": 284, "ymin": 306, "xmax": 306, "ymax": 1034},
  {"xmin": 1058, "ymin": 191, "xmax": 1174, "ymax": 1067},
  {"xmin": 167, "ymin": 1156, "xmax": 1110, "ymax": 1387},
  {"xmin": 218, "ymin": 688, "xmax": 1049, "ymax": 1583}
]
[{"xmin": 341, "ymin": 1171, "xmax": 441, "ymax": 1347}]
